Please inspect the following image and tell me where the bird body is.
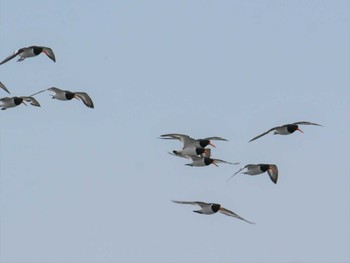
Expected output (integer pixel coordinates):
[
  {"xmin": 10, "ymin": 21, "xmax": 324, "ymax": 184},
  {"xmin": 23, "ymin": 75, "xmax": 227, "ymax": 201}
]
[
  {"xmin": 51, "ymin": 89, "xmax": 74, "ymax": 101},
  {"xmin": 172, "ymin": 147, "xmax": 209, "ymax": 158}
]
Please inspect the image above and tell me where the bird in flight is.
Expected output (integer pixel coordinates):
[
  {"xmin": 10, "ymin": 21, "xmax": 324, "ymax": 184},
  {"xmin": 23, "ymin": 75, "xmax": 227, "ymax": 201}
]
[
  {"xmin": 0, "ymin": 46, "xmax": 56, "ymax": 65},
  {"xmin": 172, "ymin": 200, "xmax": 254, "ymax": 224},
  {"xmin": 160, "ymin": 133, "xmax": 228, "ymax": 149},
  {"xmin": 227, "ymin": 164, "xmax": 278, "ymax": 184},
  {"xmin": 0, "ymin": 96, "xmax": 40, "ymax": 110},
  {"xmin": 31, "ymin": 87, "xmax": 94, "ymax": 108},
  {"xmin": 249, "ymin": 121, "xmax": 322, "ymax": 142}
]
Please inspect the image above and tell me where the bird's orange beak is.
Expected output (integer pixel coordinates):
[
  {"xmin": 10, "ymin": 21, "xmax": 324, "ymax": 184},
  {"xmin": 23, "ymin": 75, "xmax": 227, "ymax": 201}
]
[
  {"xmin": 74, "ymin": 95, "xmax": 81, "ymax": 101},
  {"xmin": 297, "ymin": 128, "xmax": 304, "ymax": 133},
  {"xmin": 212, "ymin": 162, "xmax": 219, "ymax": 167},
  {"xmin": 209, "ymin": 142, "xmax": 216, "ymax": 147}
]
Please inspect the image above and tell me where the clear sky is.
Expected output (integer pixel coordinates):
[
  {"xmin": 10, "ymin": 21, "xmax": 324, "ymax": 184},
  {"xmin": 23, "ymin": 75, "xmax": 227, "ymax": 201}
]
[{"xmin": 0, "ymin": 1, "xmax": 349, "ymax": 262}]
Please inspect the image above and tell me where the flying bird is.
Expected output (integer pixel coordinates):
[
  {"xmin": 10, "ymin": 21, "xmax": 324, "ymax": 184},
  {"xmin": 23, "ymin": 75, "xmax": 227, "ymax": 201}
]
[
  {"xmin": 0, "ymin": 81, "xmax": 10, "ymax": 94},
  {"xmin": 227, "ymin": 164, "xmax": 278, "ymax": 184},
  {"xmin": 249, "ymin": 121, "xmax": 322, "ymax": 142},
  {"xmin": 0, "ymin": 96, "xmax": 40, "ymax": 110},
  {"xmin": 0, "ymin": 46, "xmax": 56, "ymax": 65},
  {"xmin": 31, "ymin": 87, "xmax": 94, "ymax": 108},
  {"xmin": 160, "ymin": 133, "xmax": 228, "ymax": 149},
  {"xmin": 184, "ymin": 155, "xmax": 238, "ymax": 167},
  {"xmin": 172, "ymin": 200, "xmax": 254, "ymax": 224}
]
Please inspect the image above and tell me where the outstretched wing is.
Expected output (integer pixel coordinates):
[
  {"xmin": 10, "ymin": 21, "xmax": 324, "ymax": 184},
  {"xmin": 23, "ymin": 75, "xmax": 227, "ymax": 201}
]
[
  {"xmin": 226, "ymin": 166, "xmax": 247, "ymax": 182},
  {"xmin": 160, "ymin": 133, "xmax": 195, "ymax": 149},
  {"xmin": 213, "ymin": 158, "xmax": 239, "ymax": 165},
  {"xmin": 172, "ymin": 200, "xmax": 208, "ymax": 208},
  {"xmin": 21, "ymin": 96, "xmax": 41, "ymax": 107},
  {"xmin": 249, "ymin": 126, "xmax": 279, "ymax": 142},
  {"xmin": 293, "ymin": 121, "xmax": 322, "ymax": 126},
  {"xmin": 219, "ymin": 207, "xmax": 255, "ymax": 224},
  {"xmin": 41, "ymin": 47, "xmax": 56, "ymax": 62},
  {"xmin": 30, "ymin": 89, "xmax": 50, "ymax": 97},
  {"xmin": 75, "ymin": 92, "xmax": 94, "ymax": 108},
  {"xmin": 0, "ymin": 49, "xmax": 22, "ymax": 65},
  {"xmin": 203, "ymin": 136, "xmax": 229, "ymax": 141},
  {"xmin": 0, "ymin": 81, "xmax": 10, "ymax": 94},
  {"xmin": 31, "ymin": 87, "xmax": 63, "ymax": 97},
  {"xmin": 267, "ymin": 165, "xmax": 278, "ymax": 184}
]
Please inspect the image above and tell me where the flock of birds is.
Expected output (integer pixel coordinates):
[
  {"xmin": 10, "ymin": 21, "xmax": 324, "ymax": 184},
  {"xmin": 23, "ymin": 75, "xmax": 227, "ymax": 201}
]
[
  {"xmin": 0, "ymin": 44, "xmax": 322, "ymax": 225},
  {"xmin": 160, "ymin": 121, "xmax": 322, "ymax": 223},
  {"xmin": 0, "ymin": 46, "xmax": 94, "ymax": 110}
]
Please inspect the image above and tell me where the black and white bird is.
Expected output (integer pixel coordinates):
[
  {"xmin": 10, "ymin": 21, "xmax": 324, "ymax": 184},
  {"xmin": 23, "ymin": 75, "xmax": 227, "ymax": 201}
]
[
  {"xmin": 0, "ymin": 96, "xmax": 40, "ymax": 110},
  {"xmin": 0, "ymin": 46, "xmax": 56, "ymax": 65},
  {"xmin": 172, "ymin": 200, "xmax": 254, "ymax": 224},
  {"xmin": 0, "ymin": 81, "xmax": 10, "ymax": 94},
  {"xmin": 185, "ymin": 155, "xmax": 238, "ymax": 167},
  {"xmin": 160, "ymin": 133, "xmax": 228, "ymax": 149},
  {"xmin": 249, "ymin": 121, "xmax": 322, "ymax": 142},
  {"xmin": 227, "ymin": 164, "xmax": 278, "ymax": 184},
  {"xmin": 31, "ymin": 87, "xmax": 94, "ymax": 108}
]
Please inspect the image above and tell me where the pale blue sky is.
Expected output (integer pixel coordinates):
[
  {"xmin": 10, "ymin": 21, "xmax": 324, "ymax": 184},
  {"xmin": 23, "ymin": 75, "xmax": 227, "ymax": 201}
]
[{"xmin": 0, "ymin": 1, "xmax": 349, "ymax": 262}]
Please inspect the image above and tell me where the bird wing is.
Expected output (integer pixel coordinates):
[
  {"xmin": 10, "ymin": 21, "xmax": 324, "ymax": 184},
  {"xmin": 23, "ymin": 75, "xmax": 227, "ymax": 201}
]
[
  {"xmin": 172, "ymin": 200, "xmax": 208, "ymax": 208},
  {"xmin": 213, "ymin": 158, "xmax": 240, "ymax": 165},
  {"xmin": 159, "ymin": 133, "xmax": 195, "ymax": 149},
  {"xmin": 0, "ymin": 49, "xmax": 22, "ymax": 65},
  {"xmin": 267, "ymin": 165, "xmax": 278, "ymax": 184},
  {"xmin": 249, "ymin": 126, "xmax": 280, "ymax": 142},
  {"xmin": 0, "ymin": 81, "xmax": 10, "ymax": 94},
  {"xmin": 48, "ymin": 87, "xmax": 64, "ymax": 94},
  {"xmin": 30, "ymin": 89, "xmax": 49, "ymax": 97},
  {"xmin": 41, "ymin": 47, "xmax": 56, "ymax": 62},
  {"xmin": 20, "ymin": 96, "xmax": 41, "ymax": 107},
  {"xmin": 226, "ymin": 166, "xmax": 248, "ymax": 182},
  {"xmin": 203, "ymin": 136, "xmax": 229, "ymax": 141},
  {"xmin": 219, "ymin": 207, "xmax": 255, "ymax": 224},
  {"xmin": 292, "ymin": 121, "xmax": 322, "ymax": 126},
  {"xmin": 75, "ymin": 92, "xmax": 94, "ymax": 108},
  {"xmin": 30, "ymin": 87, "xmax": 65, "ymax": 97},
  {"xmin": 0, "ymin": 97, "xmax": 11, "ymax": 103}
]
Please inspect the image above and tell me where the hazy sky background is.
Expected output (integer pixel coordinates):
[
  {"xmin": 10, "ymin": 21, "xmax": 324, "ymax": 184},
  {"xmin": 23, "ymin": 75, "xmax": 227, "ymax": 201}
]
[{"xmin": 0, "ymin": 1, "xmax": 349, "ymax": 262}]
